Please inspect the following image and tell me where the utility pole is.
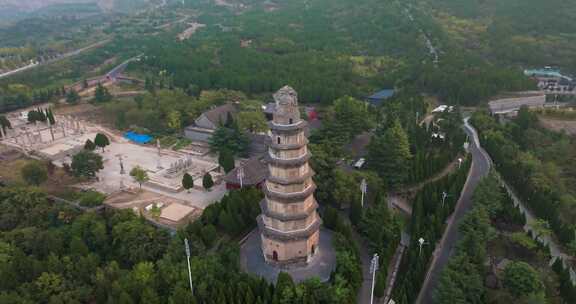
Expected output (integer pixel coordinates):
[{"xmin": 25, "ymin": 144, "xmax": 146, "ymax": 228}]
[
  {"xmin": 238, "ymin": 166, "xmax": 245, "ymax": 188},
  {"xmin": 370, "ymin": 253, "xmax": 379, "ymax": 304},
  {"xmin": 184, "ymin": 238, "xmax": 193, "ymax": 296},
  {"xmin": 360, "ymin": 178, "xmax": 367, "ymax": 208}
]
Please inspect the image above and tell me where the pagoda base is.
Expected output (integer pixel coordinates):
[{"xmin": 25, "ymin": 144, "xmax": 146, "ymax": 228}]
[{"xmin": 240, "ymin": 228, "xmax": 336, "ymax": 283}]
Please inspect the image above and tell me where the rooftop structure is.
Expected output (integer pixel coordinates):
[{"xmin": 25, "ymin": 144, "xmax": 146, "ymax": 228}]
[
  {"xmin": 184, "ymin": 104, "xmax": 237, "ymax": 143},
  {"xmin": 524, "ymin": 67, "xmax": 572, "ymax": 82},
  {"xmin": 366, "ymin": 89, "xmax": 395, "ymax": 106},
  {"xmin": 160, "ymin": 203, "xmax": 196, "ymax": 223},
  {"xmin": 488, "ymin": 91, "xmax": 546, "ymax": 115},
  {"xmin": 223, "ymin": 157, "xmax": 268, "ymax": 189}
]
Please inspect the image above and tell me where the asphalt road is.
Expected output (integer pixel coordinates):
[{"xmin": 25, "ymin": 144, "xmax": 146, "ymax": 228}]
[
  {"xmin": 355, "ymin": 229, "xmax": 373, "ymax": 304},
  {"xmin": 416, "ymin": 118, "xmax": 491, "ymax": 304}
]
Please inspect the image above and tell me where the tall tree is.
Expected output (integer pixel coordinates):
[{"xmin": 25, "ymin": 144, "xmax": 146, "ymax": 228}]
[
  {"xmin": 0, "ymin": 115, "xmax": 11, "ymax": 135},
  {"xmin": 94, "ymin": 83, "xmax": 112, "ymax": 103},
  {"xmin": 46, "ymin": 108, "xmax": 56, "ymax": 125},
  {"xmin": 203, "ymin": 173, "xmax": 214, "ymax": 190},
  {"xmin": 84, "ymin": 139, "xmax": 96, "ymax": 151},
  {"xmin": 21, "ymin": 161, "xmax": 48, "ymax": 186},
  {"xmin": 94, "ymin": 133, "xmax": 110, "ymax": 152},
  {"xmin": 166, "ymin": 110, "xmax": 182, "ymax": 132},
  {"xmin": 237, "ymin": 111, "xmax": 268, "ymax": 133},
  {"xmin": 71, "ymin": 150, "xmax": 103, "ymax": 178},
  {"xmin": 218, "ymin": 149, "xmax": 235, "ymax": 173},
  {"xmin": 130, "ymin": 166, "xmax": 149, "ymax": 189},
  {"xmin": 182, "ymin": 173, "xmax": 194, "ymax": 193},
  {"xmin": 66, "ymin": 90, "xmax": 80, "ymax": 104},
  {"xmin": 209, "ymin": 125, "xmax": 250, "ymax": 157},
  {"xmin": 367, "ymin": 119, "xmax": 412, "ymax": 187},
  {"xmin": 503, "ymin": 261, "xmax": 543, "ymax": 297}
]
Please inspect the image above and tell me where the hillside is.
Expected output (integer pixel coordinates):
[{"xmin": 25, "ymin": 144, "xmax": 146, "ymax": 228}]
[
  {"xmin": 0, "ymin": 0, "xmax": 152, "ymax": 18},
  {"xmin": 421, "ymin": 0, "xmax": 576, "ymax": 71}
]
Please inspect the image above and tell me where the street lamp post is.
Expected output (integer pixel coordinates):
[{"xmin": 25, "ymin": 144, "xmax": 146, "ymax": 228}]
[
  {"xmin": 360, "ymin": 179, "xmax": 367, "ymax": 208},
  {"xmin": 184, "ymin": 238, "xmax": 193, "ymax": 296},
  {"xmin": 370, "ymin": 253, "xmax": 379, "ymax": 304},
  {"xmin": 441, "ymin": 191, "xmax": 449, "ymax": 208},
  {"xmin": 418, "ymin": 237, "xmax": 430, "ymax": 256}
]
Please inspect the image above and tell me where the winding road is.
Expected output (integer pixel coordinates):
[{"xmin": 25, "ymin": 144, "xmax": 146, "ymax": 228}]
[{"xmin": 416, "ymin": 117, "xmax": 492, "ymax": 304}]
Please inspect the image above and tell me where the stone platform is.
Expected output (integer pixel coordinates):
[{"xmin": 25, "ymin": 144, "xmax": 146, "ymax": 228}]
[{"xmin": 240, "ymin": 228, "xmax": 336, "ymax": 283}]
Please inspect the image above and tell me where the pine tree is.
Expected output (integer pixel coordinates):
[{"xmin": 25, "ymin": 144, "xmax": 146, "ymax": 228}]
[
  {"xmin": 47, "ymin": 108, "xmax": 56, "ymax": 125},
  {"xmin": 218, "ymin": 149, "xmax": 235, "ymax": 173},
  {"xmin": 130, "ymin": 166, "xmax": 149, "ymax": 189},
  {"xmin": 94, "ymin": 133, "xmax": 110, "ymax": 152},
  {"xmin": 367, "ymin": 119, "xmax": 412, "ymax": 187},
  {"xmin": 94, "ymin": 83, "xmax": 112, "ymax": 103},
  {"xmin": 182, "ymin": 173, "xmax": 194, "ymax": 192},
  {"xmin": 374, "ymin": 269, "xmax": 386, "ymax": 298},
  {"xmin": 349, "ymin": 198, "xmax": 363, "ymax": 226},
  {"xmin": 0, "ymin": 115, "xmax": 11, "ymax": 135},
  {"xmin": 84, "ymin": 139, "xmax": 96, "ymax": 151},
  {"xmin": 203, "ymin": 172, "xmax": 214, "ymax": 190},
  {"xmin": 66, "ymin": 90, "xmax": 80, "ymax": 104}
]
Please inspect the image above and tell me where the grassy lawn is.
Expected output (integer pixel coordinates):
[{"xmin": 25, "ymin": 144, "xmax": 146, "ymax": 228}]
[{"xmin": 0, "ymin": 155, "xmax": 87, "ymax": 199}]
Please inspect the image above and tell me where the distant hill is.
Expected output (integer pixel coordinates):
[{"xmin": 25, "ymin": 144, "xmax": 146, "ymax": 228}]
[{"xmin": 0, "ymin": 0, "xmax": 152, "ymax": 19}]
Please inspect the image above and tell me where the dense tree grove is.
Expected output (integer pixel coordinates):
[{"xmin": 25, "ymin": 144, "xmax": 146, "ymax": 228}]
[
  {"xmin": 70, "ymin": 150, "xmax": 103, "ymax": 178},
  {"xmin": 391, "ymin": 156, "xmax": 471, "ymax": 303},
  {"xmin": 368, "ymin": 119, "xmax": 412, "ymax": 187},
  {"xmin": 357, "ymin": 193, "xmax": 403, "ymax": 295},
  {"xmin": 471, "ymin": 109, "xmax": 576, "ymax": 247},
  {"xmin": 0, "ymin": 185, "xmax": 365, "ymax": 303},
  {"xmin": 423, "ymin": 0, "xmax": 576, "ymax": 72},
  {"xmin": 433, "ymin": 173, "xmax": 574, "ymax": 304},
  {"xmin": 0, "ymin": 84, "xmax": 65, "ymax": 113},
  {"xmin": 93, "ymin": 83, "xmax": 112, "ymax": 103}
]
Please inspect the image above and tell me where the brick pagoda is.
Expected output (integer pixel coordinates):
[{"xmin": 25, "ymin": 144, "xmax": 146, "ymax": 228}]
[{"xmin": 257, "ymin": 86, "xmax": 322, "ymax": 266}]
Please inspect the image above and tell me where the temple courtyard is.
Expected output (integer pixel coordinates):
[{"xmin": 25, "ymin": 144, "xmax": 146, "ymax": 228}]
[{"xmin": 0, "ymin": 105, "xmax": 227, "ymax": 227}]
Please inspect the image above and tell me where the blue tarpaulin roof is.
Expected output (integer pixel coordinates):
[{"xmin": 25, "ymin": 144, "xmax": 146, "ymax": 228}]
[
  {"xmin": 124, "ymin": 131, "xmax": 152, "ymax": 144},
  {"xmin": 367, "ymin": 89, "xmax": 395, "ymax": 105}
]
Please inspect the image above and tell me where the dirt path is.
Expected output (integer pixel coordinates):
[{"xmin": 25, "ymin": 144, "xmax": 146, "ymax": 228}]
[{"xmin": 388, "ymin": 155, "xmax": 463, "ymax": 215}]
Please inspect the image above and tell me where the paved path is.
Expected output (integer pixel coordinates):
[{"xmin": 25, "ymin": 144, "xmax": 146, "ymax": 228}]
[
  {"xmin": 382, "ymin": 244, "xmax": 406, "ymax": 303},
  {"xmin": 240, "ymin": 228, "xmax": 336, "ymax": 283},
  {"xmin": 354, "ymin": 229, "xmax": 374, "ymax": 304},
  {"xmin": 416, "ymin": 117, "xmax": 491, "ymax": 304},
  {"xmin": 388, "ymin": 155, "xmax": 462, "ymax": 216}
]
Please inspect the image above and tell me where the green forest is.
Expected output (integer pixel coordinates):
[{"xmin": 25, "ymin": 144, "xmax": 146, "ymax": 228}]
[
  {"xmin": 1, "ymin": 0, "xmax": 576, "ymax": 303},
  {"xmin": 472, "ymin": 108, "xmax": 576, "ymax": 250},
  {"xmin": 0, "ymin": 186, "xmax": 364, "ymax": 303}
]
